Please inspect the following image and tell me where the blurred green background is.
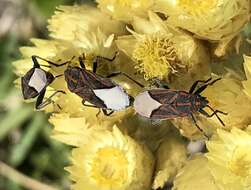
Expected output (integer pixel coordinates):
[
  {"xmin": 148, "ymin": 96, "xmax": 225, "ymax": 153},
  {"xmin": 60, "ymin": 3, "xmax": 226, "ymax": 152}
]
[{"xmin": 0, "ymin": 0, "xmax": 94, "ymax": 190}]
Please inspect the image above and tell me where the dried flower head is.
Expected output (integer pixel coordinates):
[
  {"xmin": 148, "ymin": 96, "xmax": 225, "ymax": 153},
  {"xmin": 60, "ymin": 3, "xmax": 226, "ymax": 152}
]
[
  {"xmin": 203, "ymin": 77, "xmax": 251, "ymax": 129},
  {"xmin": 206, "ymin": 128, "xmax": 251, "ymax": 190},
  {"xmin": 96, "ymin": 0, "xmax": 154, "ymax": 22},
  {"xmin": 67, "ymin": 126, "xmax": 154, "ymax": 190},
  {"xmin": 116, "ymin": 12, "xmax": 210, "ymax": 87},
  {"xmin": 173, "ymin": 155, "xmax": 220, "ymax": 190},
  {"xmin": 154, "ymin": 0, "xmax": 250, "ymax": 41},
  {"xmin": 153, "ymin": 130, "xmax": 186, "ymax": 189},
  {"xmin": 48, "ymin": 5, "xmax": 125, "ymax": 41}
]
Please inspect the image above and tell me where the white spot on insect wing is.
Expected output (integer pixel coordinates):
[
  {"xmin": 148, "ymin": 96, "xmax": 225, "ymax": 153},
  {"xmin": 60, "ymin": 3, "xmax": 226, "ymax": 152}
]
[
  {"xmin": 134, "ymin": 91, "xmax": 162, "ymax": 118},
  {"xmin": 93, "ymin": 86, "xmax": 130, "ymax": 111},
  {"xmin": 28, "ymin": 68, "xmax": 47, "ymax": 93}
]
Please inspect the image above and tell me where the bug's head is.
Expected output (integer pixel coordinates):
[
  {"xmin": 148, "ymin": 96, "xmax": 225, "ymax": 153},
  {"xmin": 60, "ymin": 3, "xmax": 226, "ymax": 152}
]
[{"xmin": 196, "ymin": 95, "xmax": 209, "ymax": 109}]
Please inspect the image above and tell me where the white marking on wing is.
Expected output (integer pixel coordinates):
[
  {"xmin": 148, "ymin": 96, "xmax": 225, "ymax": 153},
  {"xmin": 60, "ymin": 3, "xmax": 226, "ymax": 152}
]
[
  {"xmin": 93, "ymin": 86, "xmax": 130, "ymax": 111},
  {"xmin": 28, "ymin": 68, "xmax": 47, "ymax": 92},
  {"xmin": 134, "ymin": 91, "xmax": 162, "ymax": 118}
]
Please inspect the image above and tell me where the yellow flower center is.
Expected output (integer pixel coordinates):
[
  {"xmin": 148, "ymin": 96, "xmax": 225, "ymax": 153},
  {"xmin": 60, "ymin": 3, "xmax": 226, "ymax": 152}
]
[
  {"xmin": 133, "ymin": 33, "xmax": 181, "ymax": 80},
  {"xmin": 229, "ymin": 146, "xmax": 251, "ymax": 177},
  {"xmin": 177, "ymin": 0, "xmax": 217, "ymax": 16},
  {"xmin": 91, "ymin": 147, "xmax": 129, "ymax": 188}
]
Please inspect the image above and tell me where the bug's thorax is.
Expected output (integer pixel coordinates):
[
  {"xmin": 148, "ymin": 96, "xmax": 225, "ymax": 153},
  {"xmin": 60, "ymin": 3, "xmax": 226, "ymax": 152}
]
[
  {"xmin": 64, "ymin": 66, "xmax": 81, "ymax": 82},
  {"xmin": 192, "ymin": 94, "xmax": 209, "ymax": 111}
]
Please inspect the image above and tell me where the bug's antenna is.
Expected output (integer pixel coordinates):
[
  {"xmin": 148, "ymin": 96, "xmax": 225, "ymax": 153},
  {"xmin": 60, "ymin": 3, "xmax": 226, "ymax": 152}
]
[{"xmin": 194, "ymin": 78, "xmax": 222, "ymax": 94}]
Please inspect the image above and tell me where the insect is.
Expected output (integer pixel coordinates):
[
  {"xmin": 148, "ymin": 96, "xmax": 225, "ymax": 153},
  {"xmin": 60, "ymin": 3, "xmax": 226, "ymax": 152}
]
[
  {"xmin": 21, "ymin": 55, "xmax": 69, "ymax": 109},
  {"xmin": 64, "ymin": 54, "xmax": 143, "ymax": 116},
  {"xmin": 133, "ymin": 78, "xmax": 227, "ymax": 137}
]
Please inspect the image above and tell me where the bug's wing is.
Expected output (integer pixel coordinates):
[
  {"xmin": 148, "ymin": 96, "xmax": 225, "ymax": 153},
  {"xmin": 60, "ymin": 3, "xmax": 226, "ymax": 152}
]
[
  {"xmin": 148, "ymin": 89, "xmax": 190, "ymax": 120},
  {"xmin": 148, "ymin": 89, "xmax": 180, "ymax": 104},
  {"xmin": 64, "ymin": 68, "xmax": 107, "ymax": 109},
  {"xmin": 76, "ymin": 86, "xmax": 107, "ymax": 109},
  {"xmin": 82, "ymin": 70, "xmax": 116, "ymax": 89},
  {"xmin": 150, "ymin": 104, "xmax": 188, "ymax": 120},
  {"xmin": 21, "ymin": 69, "xmax": 39, "ymax": 99}
]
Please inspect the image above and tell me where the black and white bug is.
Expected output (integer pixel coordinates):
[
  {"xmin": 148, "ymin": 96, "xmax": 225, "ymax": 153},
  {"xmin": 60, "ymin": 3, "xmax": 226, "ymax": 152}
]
[
  {"xmin": 21, "ymin": 55, "xmax": 69, "ymax": 109},
  {"xmin": 64, "ymin": 54, "xmax": 143, "ymax": 116},
  {"xmin": 133, "ymin": 78, "xmax": 227, "ymax": 137}
]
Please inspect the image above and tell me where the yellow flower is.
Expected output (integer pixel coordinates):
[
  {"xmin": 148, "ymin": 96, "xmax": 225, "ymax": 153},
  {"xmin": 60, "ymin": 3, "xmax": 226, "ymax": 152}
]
[
  {"xmin": 154, "ymin": 0, "xmax": 250, "ymax": 41},
  {"xmin": 49, "ymin": 113, "xmax": 109, "ymax": 146},
  {"xmin": 173, "ymin": 155, "xmax": 220, "ymax": 190},
  {"xmin": 152, "ymin": 130, "xmax": 186, "ymax": 189},
  {"xmin": 48, "ymin": 5, "xmax": 125, "ymax": 41},
  {"xmin": 96, "ymin": 0, "xmax": 154, "ymax": 22},
  {"xmin": 116, "ymin": 12, "xmax": 210, "ymax": 88},
  {"xmin": 47, "ymin": 4, "xmax": 125, "ymax": 69},
  {"xmin": 66, "ymin": 126, "xmax": 154, "ymax": 190},
  {"xmin": 206, "ymin": 128, "xmax": 251, "ymax": 190},
  {"xmin": 202, "ymin": 77, "xmax": 251, "ymax": 129},
  {"xmin": 171, "ymin": 113, "xmax": 215, "ymax": 140}
]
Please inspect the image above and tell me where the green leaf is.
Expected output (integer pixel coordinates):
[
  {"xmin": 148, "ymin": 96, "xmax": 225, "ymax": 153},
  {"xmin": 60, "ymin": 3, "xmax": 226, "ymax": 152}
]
[
  {"xmin": 0, "ymin": 106, "xmax": 33, "ymax": 141},
  {"xmin": 9, "ymin": 113, "xmax": 46, "ymax": 166}
]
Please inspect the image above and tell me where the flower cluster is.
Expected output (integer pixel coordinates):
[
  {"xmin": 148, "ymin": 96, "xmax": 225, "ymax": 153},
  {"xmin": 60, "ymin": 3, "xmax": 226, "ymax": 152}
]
[{"xmin": 13, "ymin": 0, "xmax": 251, "ymax": 190}]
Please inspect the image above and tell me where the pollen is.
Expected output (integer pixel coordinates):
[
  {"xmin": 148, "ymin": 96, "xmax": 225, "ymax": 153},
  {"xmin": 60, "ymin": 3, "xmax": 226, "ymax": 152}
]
[
  {"xmin": 91, "ymin": 147, "xmax": 128, "ymax": 188},
  {"xmin": 177, "ymin": 0, "xmax": 217, "ymax": 16},
  {"xmin": 133, "ymin": 33, "xmax": 182, "ymax": 80}
]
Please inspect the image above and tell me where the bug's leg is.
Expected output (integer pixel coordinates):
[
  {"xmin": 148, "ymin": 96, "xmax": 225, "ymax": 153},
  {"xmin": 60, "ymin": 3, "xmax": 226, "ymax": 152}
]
[
  {"xmin": 200, "ymin": 106, "xmax": 227, "ymax": 126},
  {"xmin": 106, "ymin": 72, "xmax": 145, "ymax": 88},
  {"xmin": 92, "ymin": 57, "xmax": 98, "ymax": 73},
  {"xmin": 35, "ymin": 89, "xmax": 46, "ymax": 109},
  {"xmin": 31, "ymin": 55, "xmax": 41, "ymax": 68},
  {"xmin": 190, "ymin": 113, "xmax": 209, "ymax": 139},
  {"xmin": 194, "ymin": 78, "xmax": 221, "ymax": 95},
  {"xmin": 54, "ymin": 74, "xmax": 64, "ymax": 78},
  {"xmin": 32, "ymin": 55, "xmax": 70, "ymax": 68},
  {"xmin": 102, "ymin": 109, "xmax": 114, "ymax": 116},
  {"xmin": 92, "ymin": 52, "xmax": 119, "ymax": 73},
  {"xmin": 36, "ymin": 90, "xmax": 66, "ymax": 109},
  {"xmin": 96, "ymin": 109, "xmax": 101, "ymax": 117},
  {"xmin": 82, "ymin": 100, "xmax": 99, "ymax": 108},
  {"xmin": 79, "ymin": 57, "xmax": 86, "ymax": 69},
  {"xmin": 189, "ymin": 78, "xmax": 212, "ymax": 93}
]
